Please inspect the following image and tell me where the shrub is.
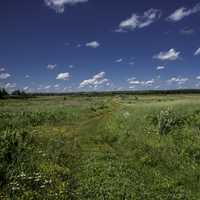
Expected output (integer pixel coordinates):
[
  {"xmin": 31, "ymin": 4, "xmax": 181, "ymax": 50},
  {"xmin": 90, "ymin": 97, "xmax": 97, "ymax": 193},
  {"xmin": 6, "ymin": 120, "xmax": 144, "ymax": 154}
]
[{"xmin": 151, "ymin": 108, "xmax": 186, "ymax": 135}]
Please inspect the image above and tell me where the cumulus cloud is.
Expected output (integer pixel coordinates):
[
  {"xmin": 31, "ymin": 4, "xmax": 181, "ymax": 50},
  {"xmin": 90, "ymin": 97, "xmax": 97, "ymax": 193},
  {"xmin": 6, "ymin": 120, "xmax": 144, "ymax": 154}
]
[
  {"xmin": 156, "ymin": 66, "xmax": 165, "ymax": 70},
  {"xmin": 117, "ymin": 8, "xmax": 161, "ymax": 32},
  {"xmin": 153, "ymin": 49, "xmax": 180, "ymax": 61},
  {"xmin": 80, "ymin": 72, "xmax": 109, "ymax": 88},
  {"xmin": 167, "ymin": 77, "xmax": 189, "ymax": 85},
  {"xmin": 128, "ymin": 77, "xmax": 155, "ymax": 86},
  {"xmin": 194, "ymin": 48, "xmax": 200, "ymax": 56},
  {"xmin": 56, "ymin": 72, "xmax": 70, "ymax": 80},
  {"xmin": 0, "ymin": 67, "xmax": 5, "ymax": 72},
  {"xmin": 0, "ymin": 73, "xmax": 11, "ymax": 80},
  {"xmin": 47, "ymin": 64, "xmax": 57, "ymax": 70},
  {"xmin": 196, "ymin": 76, "xmax": 200, "ymax": 80},
  {"xmin": 127, "ymin": 77, "xmax": 136, "ymax": 84},
  {"xmin": 85, "ymin": 41, "xmax": 100, "ymax": 48},
  {"xmin": 115, "ymin": 58, "xmax": 123, "ymax": 63},
  {"xmin": 167, "ymin": 3, "xmax": 200, "ymax": 22},
  {"xmin": 44, "ymin": 0, "xmax": 88, "ymax": 13}
]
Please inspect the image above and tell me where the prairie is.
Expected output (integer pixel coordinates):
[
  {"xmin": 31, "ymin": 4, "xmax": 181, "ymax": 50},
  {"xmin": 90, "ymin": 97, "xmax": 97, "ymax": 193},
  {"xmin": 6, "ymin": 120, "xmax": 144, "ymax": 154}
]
[{"xmin": 1, "ymin": 94, "xmax": 200, "ymax": 199}]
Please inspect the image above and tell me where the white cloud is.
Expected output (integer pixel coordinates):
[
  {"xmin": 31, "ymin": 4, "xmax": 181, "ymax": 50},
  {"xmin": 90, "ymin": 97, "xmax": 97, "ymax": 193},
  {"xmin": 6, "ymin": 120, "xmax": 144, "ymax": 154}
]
[
  {"xmin": 128, "ymin": 78, "xmax": 155, "ymax": 86},
  {"xmin": 129, "ymin": 85, "xmax": 136, "ymax": 89},
  {"xmin": 44, "ymin": 0, "xmax": 88, "ymax": 13},
  {"xmin": 47, "ymin": 64, "xmax": 57, "ymax": 70},
  {"xmin": 54, "ymin": 84, "xmax": 60, "ymax": 88},
  {"xmin": 0, "ymin": 67, "xmax": 5, "ymax": 72},
  {"xmin": 153, "ymin": 49, "xmax": 180, "ymax": 61},
  {"xmin": 167, "ymin": 3, "xmax": 200, "ymax": 22},
  {"xmin": 44, "ymin": 85, "xmax": 51, "ymax": 89},
  {"xmin": 194, "ymin": 48, "xmax": 200, "ymax": 56},
  {"xmin": 115, "ymin": 58, "xmax": 123, "ymax": 63},
  {"xmin": 129, "ymin": 62, "xmax": 135, "ymax": 65},
  {"xmin": 86, "ymin": 41, "xmax": 100, "ymax": 48},
  {"xmin": 25, "ymin": 75, "xmax": 30, "ymax": 78},
  {"xmin": 80, "ymin": 72, "xmax": 109, "ymax": 88},
  {"xmin": 23, "ymin": 86, "xmax": 29, "ymax": 91},
  {"xmin": 0, "ymin": 73, "xmax": 11, "ymax": 80},
  {"xmin": 127, "ymin": 77, "xmax": 136, "ymax": 84},
  {"xmin": 129, "ymin": 80, "xmax": 141, "ymax": 85},
  {"xmin": 156, "ymin": 66, "xmax": 165, "ymax": 70},
  {"xmin": 167, "ymin": 77, "xmax": 189, "ymax": 85},
  {"xmin": 5, "ymin": 83, "xmax": 16, "ymax": 89},
  {"xmin": 145, "ymin": 79, "xmax": 155, "ymax": 85},
  {"xmin": 56, "ymin": 72, "xmax": 70, "ymax": 80},
  {"xmin": 196, "ymin": 76, "xmax": 200, "ymax": 80},
  {"xmin": 117, "ymin": 9, "xmax": 161, "ymax": 32}
]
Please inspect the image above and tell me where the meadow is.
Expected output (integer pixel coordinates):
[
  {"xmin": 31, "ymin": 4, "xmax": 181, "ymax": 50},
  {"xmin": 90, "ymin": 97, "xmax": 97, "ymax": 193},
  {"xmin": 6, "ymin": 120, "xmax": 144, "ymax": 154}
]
[{"xmin": 0, "ymin": 94, "xmax": 200, "ymax": 199}]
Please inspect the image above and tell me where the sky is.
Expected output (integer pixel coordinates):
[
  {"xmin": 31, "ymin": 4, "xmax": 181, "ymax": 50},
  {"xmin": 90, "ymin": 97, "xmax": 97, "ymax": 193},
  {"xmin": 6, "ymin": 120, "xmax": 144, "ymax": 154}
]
[{"xmin": 0, "ymin": 0, "xmax": 200, "ymax": 92}]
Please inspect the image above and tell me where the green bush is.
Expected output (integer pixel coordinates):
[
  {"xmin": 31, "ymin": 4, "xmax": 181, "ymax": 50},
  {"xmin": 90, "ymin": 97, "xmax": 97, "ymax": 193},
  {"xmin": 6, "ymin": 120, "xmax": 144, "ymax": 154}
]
[{"xmin": 150, "ymin": 108, "xmax": 187, "ymax": 135}]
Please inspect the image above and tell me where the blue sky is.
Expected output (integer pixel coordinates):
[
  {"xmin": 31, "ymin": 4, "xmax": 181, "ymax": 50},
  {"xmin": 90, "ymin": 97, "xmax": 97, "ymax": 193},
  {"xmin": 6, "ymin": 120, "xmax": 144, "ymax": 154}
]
[{"xmin": 0, "ymin": 0, "xmax": 200, "ymax": 92}]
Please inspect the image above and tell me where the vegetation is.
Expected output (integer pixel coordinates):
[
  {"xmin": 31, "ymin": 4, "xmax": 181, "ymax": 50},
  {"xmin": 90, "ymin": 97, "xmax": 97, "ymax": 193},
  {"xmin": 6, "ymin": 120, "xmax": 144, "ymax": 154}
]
[
  {"xmin": 0, "ymin": 94, "xmax": 200, "ymax": 199},
  {"xmin": 0, "ymin": 88, "xmax": 8, "ymax": 99}
]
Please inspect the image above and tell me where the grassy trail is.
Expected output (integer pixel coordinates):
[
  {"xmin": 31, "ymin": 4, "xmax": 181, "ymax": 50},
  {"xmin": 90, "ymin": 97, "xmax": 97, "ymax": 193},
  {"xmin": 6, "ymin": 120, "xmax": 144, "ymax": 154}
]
[{"xmin": 1, "ymin": 96, "xmax": 200, "ymax": 199}]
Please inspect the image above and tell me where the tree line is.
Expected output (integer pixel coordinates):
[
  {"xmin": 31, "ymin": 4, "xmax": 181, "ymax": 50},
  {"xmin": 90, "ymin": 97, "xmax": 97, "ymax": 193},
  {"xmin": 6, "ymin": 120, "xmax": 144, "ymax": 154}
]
[
  {"xmin": 1, "ymin": 88, "xmax": 200, "ymax": 99},
  {"xmin": 0, "ymin": 88, "xmax": 30, "ymax": 99}
]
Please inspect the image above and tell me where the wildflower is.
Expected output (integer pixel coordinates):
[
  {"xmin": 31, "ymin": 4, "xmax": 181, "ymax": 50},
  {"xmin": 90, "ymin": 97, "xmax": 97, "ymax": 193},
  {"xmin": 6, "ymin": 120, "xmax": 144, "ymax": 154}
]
[
  {"xmin": 20, "ymin": 172, "xmax": 26, "ymax": 178},
  {"xmin": 123, "ymin": 111, "xmax": 130, "ymax": 118}
]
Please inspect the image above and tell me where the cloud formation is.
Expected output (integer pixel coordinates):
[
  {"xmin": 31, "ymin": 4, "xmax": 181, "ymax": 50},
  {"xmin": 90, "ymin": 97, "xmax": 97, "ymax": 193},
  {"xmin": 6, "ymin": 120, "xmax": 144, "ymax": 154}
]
[
  {"xmin": 167, "ymin": 3, "xmax": 200, "ymax": 22},
  {"xmin": 85, "ymin": 41, "xmax": 100, "ymax": 48},
  {"xmin": 5, "ymin": 83, "xmax": 16, "ymax": 89},
  {"xmin": 128, "ymin": 77, "xmax": 155, "ymax": 86},
  {"xmin": 47, "ymin": 64, "xmax": 57, "ymax": 70},
  {"xmin": 25, "ymin": 75, "xmax": 30, "ymax": 78},
  {"xmin": 56, "ymin": 72, "xmax": 70, "ymax": 80},
  {"xmin": 167, "ymin": 77, "xmax": 189, "ymax": 85},
  {"xmin": 0, "ymin": 73, "xmax": 11, "ymax": 80},
  {"xmin": 23, "ymin": 86, "xmax": 29, "ymax": 91},
  {"xmin": 115, "ymin": 58, "xmax": 123, "ymax": 63},
  {"xmin": 117, "ymin": 9, "xmax": 161, "ymax": 32},
  {"xmin": 194, "ymin": 48, "xmax": 200, "ymax": 56},
  {"xmin": 44, "ymin": 0, "xmax": 88, "ymax": 13},
  {"xmin": 0, "ymin": 67, "xmax": 5, "ymax": 72},
  {"xmin": 80, "ymin": 72, "xmax": 109, "ymax": 88},
  {"xmin": 156, "ymin": 66, "xmax": 165, "ymax": 70},
  {"xmin": 153, "ymin": 49, "xmax": 180, "ymax": 61}
]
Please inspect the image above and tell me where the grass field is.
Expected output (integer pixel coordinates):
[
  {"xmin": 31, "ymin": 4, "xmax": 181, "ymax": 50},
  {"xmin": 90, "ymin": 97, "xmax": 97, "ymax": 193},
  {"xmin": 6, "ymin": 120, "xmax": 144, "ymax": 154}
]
[{"xmin": 1, "ymin": 94, "xmax": 200, "ymax": 199}]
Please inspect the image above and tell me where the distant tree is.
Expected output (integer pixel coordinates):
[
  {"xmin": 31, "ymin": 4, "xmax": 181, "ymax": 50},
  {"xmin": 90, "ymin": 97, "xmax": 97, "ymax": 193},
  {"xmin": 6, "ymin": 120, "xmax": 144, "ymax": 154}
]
[
  {"xmin": 11, "ymin": 90, "xmax": 30, "ymax": 98},
  {"xmin": 0, "ymin": 88, "xmax": 8, "ymax": 99},
  {"xmin": 11, "ymin": 90, "xmax": 21, "ymax": 96}
]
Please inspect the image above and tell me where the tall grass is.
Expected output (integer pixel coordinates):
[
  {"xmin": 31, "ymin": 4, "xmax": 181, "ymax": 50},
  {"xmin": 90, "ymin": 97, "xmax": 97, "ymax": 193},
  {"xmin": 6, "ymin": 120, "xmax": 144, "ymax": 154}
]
[{"xmin": 0, "ymin": 95, "xmax": 200, "ymax": 199}]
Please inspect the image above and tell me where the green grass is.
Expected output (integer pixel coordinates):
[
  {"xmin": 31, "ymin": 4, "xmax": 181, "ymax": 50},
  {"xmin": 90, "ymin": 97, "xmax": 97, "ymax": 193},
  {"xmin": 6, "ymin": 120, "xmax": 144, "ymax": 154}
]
[{"xmin": 1, "ymin": 95, "xmax": 200, "ymax": 199}]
